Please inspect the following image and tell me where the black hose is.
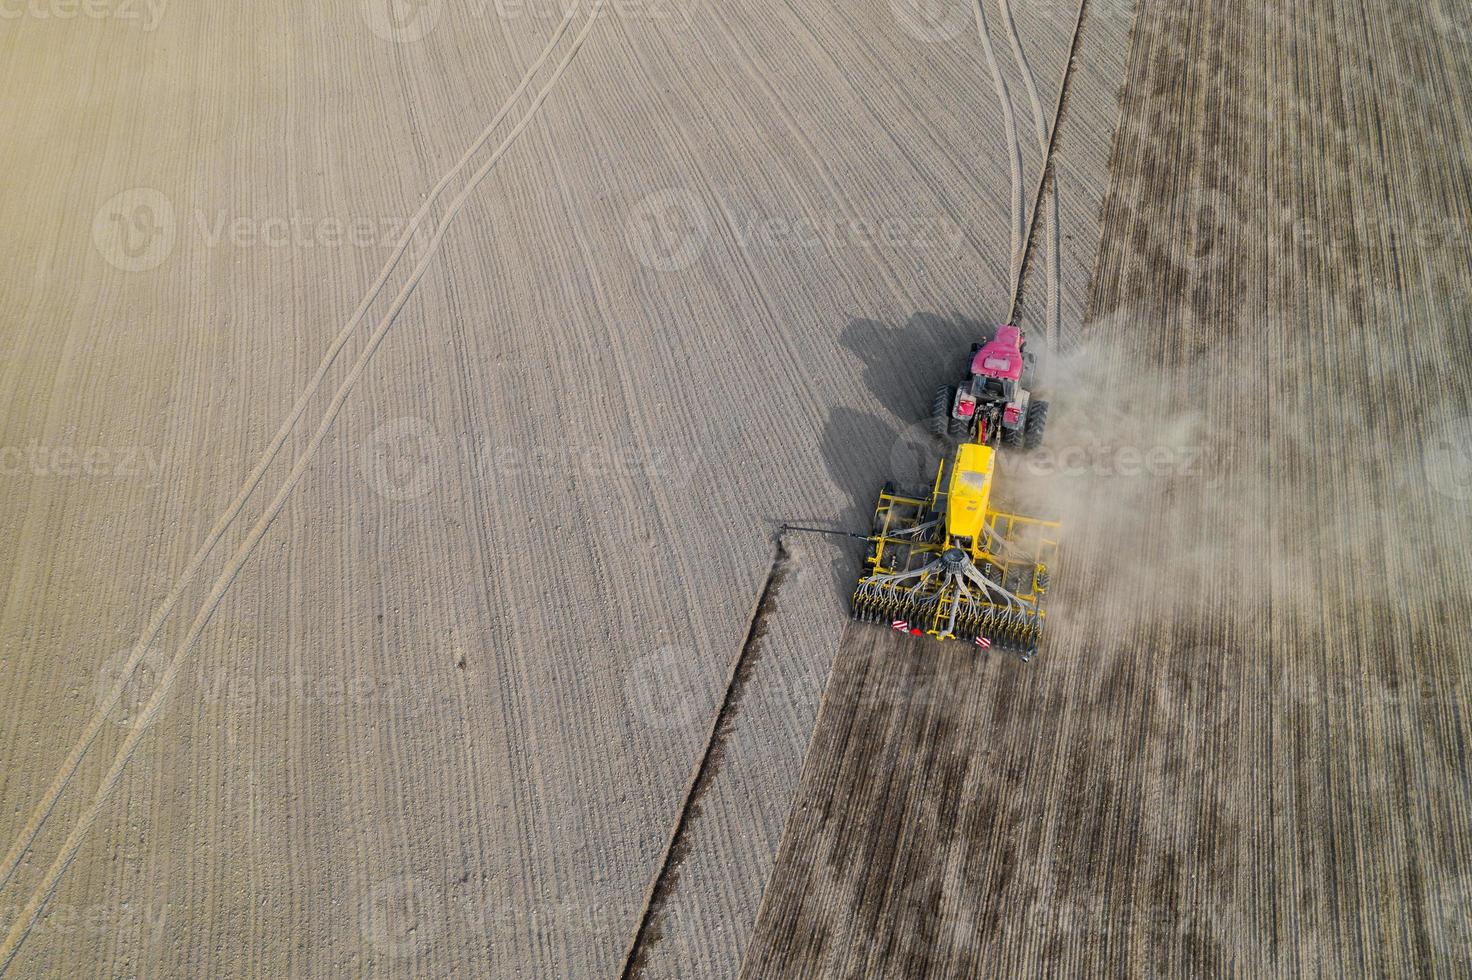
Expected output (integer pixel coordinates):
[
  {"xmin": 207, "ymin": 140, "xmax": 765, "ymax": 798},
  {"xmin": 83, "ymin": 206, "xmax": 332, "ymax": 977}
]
[{"xmin": 779, "ymin": 523, "xmax": 870, "ymax": 541}]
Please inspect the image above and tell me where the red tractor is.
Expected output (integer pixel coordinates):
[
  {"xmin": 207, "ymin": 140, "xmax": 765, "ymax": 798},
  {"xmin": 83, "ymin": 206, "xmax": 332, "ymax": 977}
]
[{"xmin": 931, "ymin": 324, "xmax": 1048, "ymax": 449}]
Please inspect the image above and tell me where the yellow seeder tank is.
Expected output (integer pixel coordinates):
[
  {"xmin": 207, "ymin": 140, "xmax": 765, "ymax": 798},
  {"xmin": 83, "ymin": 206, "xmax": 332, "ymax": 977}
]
[{"xmin": 945, "ymin": 442, "xmax": 995, "ymax": 544}]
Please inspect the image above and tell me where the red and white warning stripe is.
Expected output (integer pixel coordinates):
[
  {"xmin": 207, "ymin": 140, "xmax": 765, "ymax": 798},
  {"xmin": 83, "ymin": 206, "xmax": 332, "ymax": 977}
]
[
  {"xmin": 891, "ymin": 620, "xmax": 909, "ymax": 631},
  {"xmin": 975, "ymin": 635, "xmax": 992, "ymax": 649}
]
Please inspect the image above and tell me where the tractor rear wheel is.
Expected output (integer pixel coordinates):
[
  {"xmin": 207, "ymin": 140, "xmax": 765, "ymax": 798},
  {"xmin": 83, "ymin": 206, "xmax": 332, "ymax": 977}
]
[
  {"xmin": 1002, "ymin": 423, "xmax": 1025, "ymax": 449},
  {"xmin": 1024, "ymin": 400, "xmax": 1049, "ymax": 449},
  {"xmin": 930, "ymin": 386, "xmax": 953, "ymax": 438}
]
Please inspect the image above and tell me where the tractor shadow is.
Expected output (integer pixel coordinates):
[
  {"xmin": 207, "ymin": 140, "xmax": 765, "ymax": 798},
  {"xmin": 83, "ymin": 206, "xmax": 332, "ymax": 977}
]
[
  {"xmin": 838, "ymin": 311, "xmax": 995, "ymax": 422},
  {"xmin": 815, "ymin": 311, "xmax": 1002, "ymax": 602}
]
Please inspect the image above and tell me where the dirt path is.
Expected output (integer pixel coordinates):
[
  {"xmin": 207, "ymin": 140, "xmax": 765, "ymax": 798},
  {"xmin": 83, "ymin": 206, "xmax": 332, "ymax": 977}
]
[
  {"xmin": 741, "ymin": 0, "xmax": 1472, "ymax": 974},
  {"xmin": 970, "ymin": 0, "xmax": 1026, "ymax": 297},
  {"xmin": 996, "ymin": 0, "xmax": 1062, "ymax": 345}
]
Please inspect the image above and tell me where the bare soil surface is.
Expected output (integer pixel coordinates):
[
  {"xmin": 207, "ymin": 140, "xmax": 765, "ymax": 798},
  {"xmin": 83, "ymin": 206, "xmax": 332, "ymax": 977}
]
[
  {"xmin": 742, "ymin": 0, "xmax": 1472, "ymax": 975},
  {"xmin": 2, "ymin": 0, "xmax": 1086, "ymax": 976}
]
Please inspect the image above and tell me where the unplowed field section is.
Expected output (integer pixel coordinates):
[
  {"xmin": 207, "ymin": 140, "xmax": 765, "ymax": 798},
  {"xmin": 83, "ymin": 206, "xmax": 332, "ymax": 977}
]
[
  {"xmin": 743, "ymin": 0, "xmax": 1472, "ymax": 975},
  {"xmin": 0, "ymin": 0, "xmax": 1078, "ymax": 976}
]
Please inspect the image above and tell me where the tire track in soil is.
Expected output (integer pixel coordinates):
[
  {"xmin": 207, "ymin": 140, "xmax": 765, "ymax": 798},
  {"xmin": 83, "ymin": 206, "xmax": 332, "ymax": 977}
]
[
  {"xmin": 620, "ymin": 540, "xmax": 791, "ymax": 979},
  {"xmin": 969, "ymin": 0, "xmax": 1026, "ymax": 299},
  {"xmin": 0, "ymin": 8, "xmax": 579, "ymax": 900},
  {"xmin": 0, "ymin": 6, "xmax": 609, "ymax": 970},
  {"xmin": 997, "ymin": 0, "xmax": 1068, "ymax": 348}
]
